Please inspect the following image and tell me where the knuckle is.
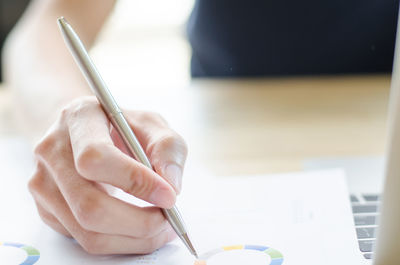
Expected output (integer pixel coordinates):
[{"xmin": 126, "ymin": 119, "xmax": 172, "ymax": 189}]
[
  {"xmin": 33, "ymin": 133, "xmax": 58, "ymax": 158},
  {"xmin": 142, "ymin": 235, "xmax": 166, "ymax": 253},
  {"xmin": 28, "ymin": 165, "xmax": 47, "ymax": 194},
  {"xmin": 138, "ymin": 216, "xmax": 157, "ymax": 238},
  {"xmin": 74, "ymin": 194, "xmax": 104, "ymax": 230},
  {"xmin": 75, "ymin": 143, "xmax": 108, "ymax": 178},
  {"xmin": 139, "ymin": 211, "xmax": 166, "ymax": 238},
  {"xmin": 60, "ymin": 96, "xmax": 99, "ymax": 121},
  {"xmin": 137, "ymin": 111, "xmax": 166, "ymax": 124},
  {"xmin": 59, "ymin": 105, "xmax": 70, "ymax": 123},
  {"xmin": 28, "ymin": 175, "xmax": 42, "ymax": 194},
  {"xmin": 150, "ymin": 132, "xmax": 188, "ymax": 158},
  {"xmin": 37, "ymin": 206, "xmax": 56, "ymax": 225},
  {"xmin": 158, "ymin": 134, "xmax": 177, "ymax": 148},
  {"xmin": 39, "ymin": 214, "xmax": 54, "ymax": 228},
  {"xmin": 79, "ymin": 233, "xmax": 105, "ymax": 255},
  {"xmin": 125, "ymin": 167, "xmax": 154, "ymax": 199}
]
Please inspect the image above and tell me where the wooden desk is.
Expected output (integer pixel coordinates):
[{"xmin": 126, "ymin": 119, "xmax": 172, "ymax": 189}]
[
  {"xmin": 186, "ymin": 75, "xmax": 390, "ymax": 176},
  {"xmin": 0, "ymin": 74, "xmax": 391, "ymax": 176}
]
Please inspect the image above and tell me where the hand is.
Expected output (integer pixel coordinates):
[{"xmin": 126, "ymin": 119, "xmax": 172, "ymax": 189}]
[{"xmin": 28, "ymin": 96, "xmax": 188, "ymax": 254}]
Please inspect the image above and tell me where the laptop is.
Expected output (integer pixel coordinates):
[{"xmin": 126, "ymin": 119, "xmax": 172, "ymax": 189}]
[
  {"xmin": 305, "ymin": 13, "xmax": 400, "ymax": 264},
  {"xmin": 1, "ymin": 14, "xmax": 400, "ymax": 265},
  {"xmin": 372, "ymin": 12, "xmax": 400, "ymax": 262}
]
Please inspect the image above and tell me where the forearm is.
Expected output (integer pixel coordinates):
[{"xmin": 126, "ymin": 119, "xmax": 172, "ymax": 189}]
[{"xmin": 2, "ymin": 0, "xmax": 116, "ymax": 140}]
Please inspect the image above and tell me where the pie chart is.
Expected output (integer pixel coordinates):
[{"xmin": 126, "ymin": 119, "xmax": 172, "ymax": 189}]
[{"xmin": 0, "ymin": 242, "xmax": 40, "ymax": 265}]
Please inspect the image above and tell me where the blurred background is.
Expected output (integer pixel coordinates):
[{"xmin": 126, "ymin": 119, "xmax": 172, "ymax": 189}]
[
  {"xmin": 0, "ymin": 0, "xmax": 197, "ymax": 146},
  {"xmin": 92, "ymin": 0, "xmax": 194, "ymax": 91},
  {"xmin": 0, "ymin": 2, "xmax": 395, "ymax": 263},
  {"xmin": 0, "ymin": 0, "xmax": 393, "ymax": 176},
  {"xmin": 0, "ymin": 0, "xmax": 30, "ymax": 81},
  {"xmin": 0, "ymin": 0, "xmax": 194, "ymax": 88}
]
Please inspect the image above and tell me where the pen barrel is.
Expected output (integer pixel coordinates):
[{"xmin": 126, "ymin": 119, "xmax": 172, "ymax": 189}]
[
  {"xmin": 111, "ymin": 112, "xmax": 188, "ymax": 237},
  {"xmin": 162, "ymin": 207, "xmax": 186, "ymax": 235},
  {"xmin": 58, "ymin": 17, "xmax": 195, "ymax": 256},
  {"xmin": 58, "ymin": 18, "xmax": 121, "ymax": 116},
  {"xmin": 110, "ymin": 112, "xmax": 152, "ymax": 168}
]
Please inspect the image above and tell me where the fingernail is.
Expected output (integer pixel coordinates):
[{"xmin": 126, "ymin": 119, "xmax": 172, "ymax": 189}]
[
  {"xmin": 149, "ymin": 185, "xmax": 176, "ymax": 208},
  {"xmin": 164, "ymin": 163, "xmax": 183, "ymax": 193}
]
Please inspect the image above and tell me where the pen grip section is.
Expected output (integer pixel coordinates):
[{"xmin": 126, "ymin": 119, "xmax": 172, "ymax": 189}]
[
  {"xmin": 110, "ymin": 112, "xmax": 152, "ymax": 169},
  {"xmin": 162, "ymin": 206, "xmax": 186, "ymax": 235}
]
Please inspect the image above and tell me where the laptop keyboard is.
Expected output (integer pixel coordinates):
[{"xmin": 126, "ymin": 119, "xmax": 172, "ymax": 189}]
[{"xmin": 350, "ymin": 194, "xmax": 380, "ymax": 260}]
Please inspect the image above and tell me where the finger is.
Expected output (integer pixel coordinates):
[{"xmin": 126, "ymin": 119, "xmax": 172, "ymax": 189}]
[
  {"xmin": 59, "ymin": 208, "xmax": 177, "ymax": 255},
  {"xmin": 40, "ymin": 148, "xmax": 172, "ymax": 239},
  {"xmin": 147, "ymin": 131, "xmax": 187, "ymax": 194},
  {"xmin": 36, "ymin": 201, "xmax": 71, "ymax": 237},
  {"xmin": 28, "ymin": 165, "xmax": 71, "ymax": 237},
  {"xmin": 70, "ymin": 223, "xmax": 177, "ymax": 255},
  {"xmin": 64, "ymin": 99, "xmax": 176, "ymax": 208},
  {"xmin": 110, "ymin": 125, "xmax": 130, "ymax": 156},
  {"xmin": 33, "ymin": 170, "xmax": 176, "ymax": 254},
  {"xmin": 123, "ymin": 111, "xmax": 188, "ymax": 193}
]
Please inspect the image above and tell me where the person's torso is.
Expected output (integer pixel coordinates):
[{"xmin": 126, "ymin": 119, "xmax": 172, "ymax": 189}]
[
  {"xmin": 188, "ymin": 0, "xmax": 399, "ymax": 77},
  {"xmin": 0, "ymin": 0, "xmax": 31, "ymax": 82}
]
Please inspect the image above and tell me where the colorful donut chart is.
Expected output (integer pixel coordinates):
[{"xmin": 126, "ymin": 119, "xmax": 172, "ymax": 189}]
[
  {"xmin": 200, "ymin": 244, "xmax": 283, "ymax": 265},
  {"xmin": 0, "ymin": 242, "xmax": 40, "ymax": 265}
]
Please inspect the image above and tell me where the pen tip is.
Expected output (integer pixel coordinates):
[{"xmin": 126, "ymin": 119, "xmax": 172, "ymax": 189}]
[
  {"xmin": 57, "ymin": 16, "xmax": 67, "ymax": 26},
  {"xmin": 192, "ymin": 247, "xmax": 199, "ymax": 258},
  {"xmin": 181, "ymin": 233, "xmax": 199, "ymax": 258}
]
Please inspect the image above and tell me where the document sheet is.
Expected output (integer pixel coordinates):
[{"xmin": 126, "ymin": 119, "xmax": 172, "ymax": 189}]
[{"xmin": 0, "ymin": 138, "xmax": 365, "ymax": 265}]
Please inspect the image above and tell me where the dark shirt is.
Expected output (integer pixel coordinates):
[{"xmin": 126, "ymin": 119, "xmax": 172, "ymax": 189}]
[
  {"xmin": 0, "ymin": 0, "xmax": 30, "ymax": 82},
  {"xmin": 188, "ymin": 0, "xmax": 399, "ymax": 77}
]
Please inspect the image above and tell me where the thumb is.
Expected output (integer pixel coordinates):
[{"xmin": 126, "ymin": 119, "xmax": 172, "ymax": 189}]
[
  {"xmin": 110, "ymin": 125, "xmax": 187, "ymax": 194},
  {"xmin": 148, "ymin": 133, "xmax": 188, "ymax": 194}
]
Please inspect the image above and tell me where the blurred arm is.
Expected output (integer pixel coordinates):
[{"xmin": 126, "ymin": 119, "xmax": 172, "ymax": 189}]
[{"xmin": 2, "ymin": 0, "xmax": 116, "ymax": 140}]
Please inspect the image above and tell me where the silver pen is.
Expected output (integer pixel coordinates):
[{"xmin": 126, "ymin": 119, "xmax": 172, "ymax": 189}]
[{"xmin": 57, "ymin": 17, "xmax": 198, "ymax": 258}]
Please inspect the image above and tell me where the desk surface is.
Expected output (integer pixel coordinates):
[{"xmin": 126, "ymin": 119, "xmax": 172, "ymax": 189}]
[{"xmin": 0, "ymin": 74, "xmax": 391, "ymax": 176}]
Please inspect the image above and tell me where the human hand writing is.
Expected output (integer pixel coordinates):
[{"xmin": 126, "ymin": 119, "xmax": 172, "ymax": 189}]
[{"xmin": 29, "ymin": 96, "xmax": 187, "ymax": 254}]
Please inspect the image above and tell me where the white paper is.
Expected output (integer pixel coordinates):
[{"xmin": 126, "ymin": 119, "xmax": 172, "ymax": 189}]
[{"xmin": 0, "ymin": 138, "xmax": 366, "ymax": 265}]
